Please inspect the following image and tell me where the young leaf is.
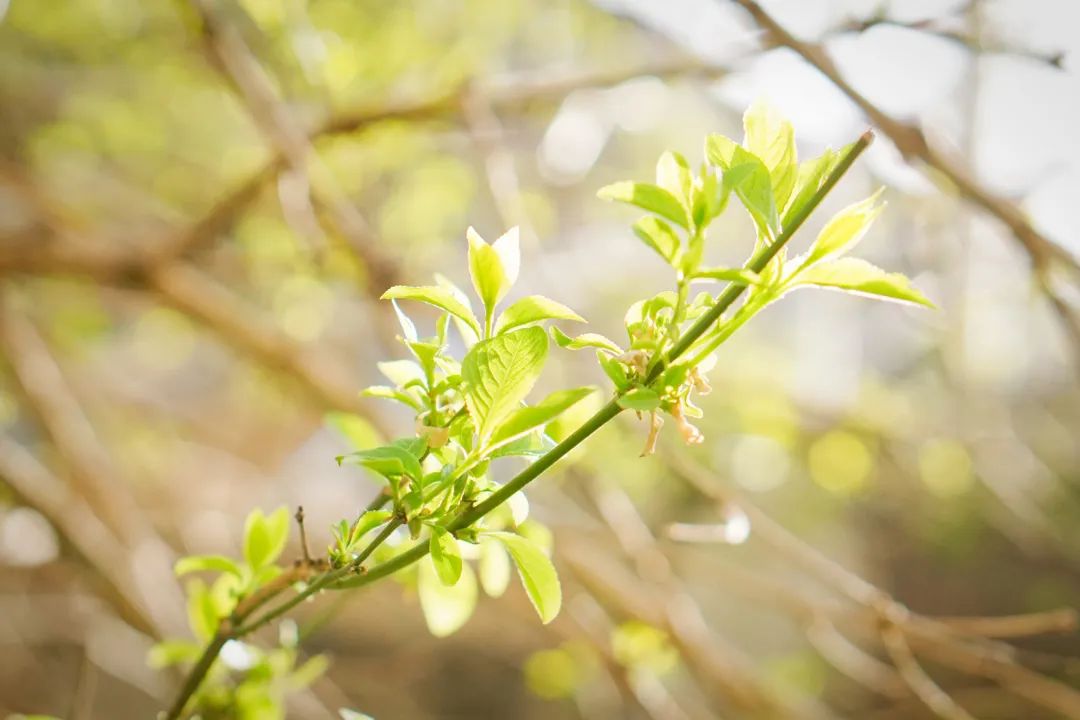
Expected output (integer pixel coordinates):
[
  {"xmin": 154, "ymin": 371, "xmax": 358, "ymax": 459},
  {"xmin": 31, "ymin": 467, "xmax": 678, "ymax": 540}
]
[
  {"xmin": 496, "ymin": 295, "xmax": 585, "ymax": 334},
  {"xmin": 479, "ymin": 538, "xmax": 512, "ymax": 598},
  {"xmin": 467, "ymin": 226, "xmax": 520, "ymax": 318},
  {"xmin": 174, "ymin": 555, "xmax": 243, "ymax": 578},
  {"xmin": 488, "ymin": 531, "xmax": 562, "ymax": 624},
  {"xmin": 337, "ymin": 444, "xmax": 424, "ymax": 482},
  {"xmin": 361, "ymin": 385, "xmax": 423, "ymax": 411},
  {"xmin": 186, "ymin": 579, "xmax": 218, "ymax": 641},
  {"xmin": 461, "ymin": 326, "xmax": 549, "ymax": 439},
  {"xmin": 617, "ymin": 387, "xmax": 661, "ymax": 412},
  {"xmin": 804, "ymin": 190, "xmax": 885, "ymax": 266},
  {"xmin": 417, "ymin": 556, "xmax": 478, "ymax": 637},
  {"xmin": 325, "ymin": 411, "xmax": 383, "ymax": 449},
  {"xmin": 705, "ymin": 133, "xmax": 738, "ymax": 169},
  {"xmin": 390, "ymin": 299, "xmax": 418, "ymax": 342},
  {"xmin": 351, "ymin": 510, "xmax": 394, "ymax": 542},
  {"xmin": 382, "ymin": 285, "xmax": 481, "ymax": 337},
  {"xmin": 728, "ymin": 146, "xmax": 779, "ymax": 239},
  {"xmin": 632, "ymin": 216, "xmax": 682, "ymax": 265},
  {"xmin": 782, "ymin": 147, "xmax": 837, "ymax": 227},
  {"xmin": 793, "ymin": 257, "xmax": 935, "ymax": 307},
  {"xmin": 743, "ymin": 101, "xmax": 798, "ymax": 212},
  {"xmin": 550, "ymin": 326, "xmax": 623, "ymax": 355},
  {"xmin": 597, "ymin": 181, "xmax": 688, "ymax": 229},
  {"xmin": 490, "ymin": 387, "xmax": 597, "ymax": 448},
  {"xmin": 243, "ymin": 507, "xmax": 289, "ymax": 570},
  {"xmin": 690, "ymin": 267, "xmax": 760, "ymax": 285},
  {"xmin": 655, "ymin": 151, "xmax": 692, "ymax": 207},
  {"xmin": 429, "ymin": 527, "xmax": 463, "ymax": 586}
]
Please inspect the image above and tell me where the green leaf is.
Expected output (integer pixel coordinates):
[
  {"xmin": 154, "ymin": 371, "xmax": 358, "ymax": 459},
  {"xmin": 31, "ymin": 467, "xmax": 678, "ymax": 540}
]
[
  {"xmin": 782, "ymin": 147, "xmax": 837, "ymax": 227},
  {"xmin": 325, "ymin": 411, "xmax": 384, "ymax": 449},
  {"xmin": 705, "ymin": 133, "xmax": 738, "ymax": 169},
  {"xmin": 496, "ymin": 295, "xmax": 584, "ymax": 334},
  {"xmin": 429, "ymin": 527, "xmax": 463, "ymax": 586},
  {"xmin": 360, "ymin": 385, "xmax": 423, "ymax": 411},
  {"xmin": 467, "ymin": 226, "xmax": 520, "ymax": 318},
  {"xmin": 351, "ymin": 510, "xmax": 394, "ymax": 542},
  {"xmin": 550, "ymin": 326, "xmax": 623, "ymax": 355},
  {"xmin": 417, "ymin": 556, "xmax": 478, "ymax": 637},
  {"xmin": 729, "ymin": 146, "xmax": 779, "ymax": 239},
  {"xmin": 461, "ymin": 326, "xmax": 549, "ymax": 439},
  {"xmin": 655, "ymin": 151, "xmax": 692, "ymax": 207},
  {"xmin": 148, "ymin": 640, "xmax": 202, "ymax": 668},
  {"xmin": 339, "ymin": 711, "xmax": 375, "ymax": 720},
  {"xmin": 743, "ymin": 101, "xmax": 798, "ymax": 212},
  {"xmin": 375, "ymin": 359, "xmax": 424, "ymax": 387},
  {"xmin": 632, "ymin": 216, "xmax": 682, "ymax": 265},
  {"xmin": 793, "ymin": 258, "xmax": 935, "ymax": 307},
  {"xmin": 337, "ymin": 444, "xmax": 424, "ymax": 482},
  {"xmin": 598, "ymin": 181, "xmax": 688, "ymax": 229},
  {"xmin": 186, "ymin": 579, "xmax": 218, "ymax": 641},
  {"xmin": 490, "ymin": 387, "xmax": 596, "ymax": 448},
  {"xmin": 174, "ymin": 555, "xmax": 243, "ymax": 578},
  {"xmin": 488, "ymin": 531, "xmax": 561, "ymax": 624},
  {"xmin": 489, "ymin": 431, "xmax": 556, "ymax": 459},
  {"xmin": 617, "ymin": 387, "xmax": 661, "ymax": 411},
  {"xmin": 243, "ymin": 507, "xmax": 289, "ymax": 570},
  {"xmin": 805, "ymin": 190, "xmax": 885, "ymax": 266},
  {"xmin": 289, "ymin": 654, "xmax": 330, "ymax": 690},
  {"xmin": 479, "ymin": 538, "xmax": 512, "ymax": 598},
  {"xmin": 390, "ymin": 299, "xmax": 417, "ymax": 342},
  {"xmin": 691, "ymin": 267, "xmax": 760, "ymax": 285},
  {"xmin": 382, "ymin": 285, "xmax": 481, "ymax": 337}
]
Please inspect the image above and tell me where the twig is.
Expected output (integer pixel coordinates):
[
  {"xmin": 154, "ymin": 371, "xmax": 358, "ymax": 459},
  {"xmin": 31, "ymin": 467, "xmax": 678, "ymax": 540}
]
[
  {"xmin": 729, "ymin": 0, "xmax": 1080, "ymax": 369},
  {"xmin": 295, "ymin": 506, "xmax": 313, "ymax": 565},
  {"xmin": 881, "ymin": 620, "xmax": 977, "ymax": 720}
]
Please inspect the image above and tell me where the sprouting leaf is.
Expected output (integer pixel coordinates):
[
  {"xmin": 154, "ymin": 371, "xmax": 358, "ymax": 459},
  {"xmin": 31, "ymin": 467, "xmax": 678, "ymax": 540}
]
[
  {"xmin": 289, "ymin": 654, "xmax": 330, "ymax": 690},
  {"xmin": 148, "ymin": 640, "xmax": 202, "ymax": 668},
  {"xmin": 690, "ymin": 267, "xmax": 760, "ymax": 285},
  {"xmin": 417, "ymin": 556, "xmax": 478, "ymax": 637},
  {"xmin": 617, "ymin": 387, "xmax": 661, "ymax": 412},
  {"xmin": 467, "ymin": 226, "xmax": 520, "ymax": 318},
  {"xmin": 655, "ymin": 151, "xmax": 692, "ymax": 207},
  {"xmin": 174, "ymin": 555, "xmax": 243, "ymax": 578},
  {"xmin": 632, "ymin": 216, "xmax": 681, "ymax": 265},
  {"xmin": 337, "ymin": 444, "xmax": 424, "ymax": 483},
  {"xmin": 351, "ymin": 510, "xmax": 393, "ymax": 542},
  {"xmin": 490, "ymin": 387, "xmax": 596, "ymax": 448},
  {"xmin": 375, "ymin": 359, "xmax": 424, "ymax": 387},
  {"xmin": 487, "ymin": 531, "xmax": 562, "ymax": 624},
  {"xmin": 186, "ymin": 579, "xmax": 218, "ymax": 641},
  {"xmin": 804, "ymin": 190, "xmax": 885, "ymax": 266},
  {"xmin": 550, "ymin": 326, "xmax": 623, "ymax": 355},
  {"xmin": 782, "ymin": 147, "xmax": 837, "ymax": 227},
  {"xmin": 597, "ymin": 181, "xmax": 688, "ymax": 229},
  {"xmin": 361, "ymin": 385, "xmax": 423, "ymax": 411},
  {"xmin": 479, "ymin": 538, "xmax": 512, "ymax": 598},
  {"xmin": 728, "ymin": 146, "xmax": 779, "ymax": 239},
  {"xmin": 705, "ymin": 133, "xmax": 738, "ymax": 169},
  {"xmin": 382, "ymin": 285, "xmax": 481, "ymax": 337},
  {"xmin": 743, "ymin": 101, "xmax": 798, "ymax": 211},
  {"xmin": 461, "ymin": 326, "xmax": 549, "ymax": 439},
  {"xmin": 429, "ymin": 527, "xmax": 463, "ymax": 586},
  {"xmin": 691, "ymin": 167, "xmax": 731, "ymax": 228},
  {"xmin": 390, "ymin": 300, "xmax": 417, "ymax": 342},
  {"xmin": 243, "ymin": 507, "xmax": 289, "ymax": 570},
  {"xmin": 496, "ymin": 295, "xmax": 584, "ymax": 334},
  {"xmin": 325, "ymin": 411, "xmax": 384, "ymax": 449},
  {"xmin": 793, "ymin": 258, "xmax": 934, "ymax": 307}
]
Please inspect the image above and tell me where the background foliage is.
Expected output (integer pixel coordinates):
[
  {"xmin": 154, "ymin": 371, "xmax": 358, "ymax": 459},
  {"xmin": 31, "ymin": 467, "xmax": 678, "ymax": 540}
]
[{"xmin": 1, "ymin": 0, "xmax": 1079, "ymax": 718}]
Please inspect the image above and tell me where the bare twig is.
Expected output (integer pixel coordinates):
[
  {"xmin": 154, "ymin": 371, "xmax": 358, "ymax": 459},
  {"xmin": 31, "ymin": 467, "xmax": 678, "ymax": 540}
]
[
  {"xmin": 730, "ymin": 0, "xmax": 1080, "ymax": 366},
  {"xmin": 881, "ymin": 620, "xmax": 977, "ymax": 720}
]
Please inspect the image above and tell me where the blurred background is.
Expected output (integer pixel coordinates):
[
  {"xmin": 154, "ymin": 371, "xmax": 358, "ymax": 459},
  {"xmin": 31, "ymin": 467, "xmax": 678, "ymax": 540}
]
[{"xmin": 2, "ymin": 0, "xmax": 1080, "ymax": 718}]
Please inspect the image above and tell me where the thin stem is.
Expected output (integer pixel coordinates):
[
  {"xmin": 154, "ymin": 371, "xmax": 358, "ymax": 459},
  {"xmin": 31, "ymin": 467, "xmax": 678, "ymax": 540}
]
[
  {"xmin": 163, "ymin": 128, "xmax": 874, "ymax": 719},
  {"xmin": 649, "ymin": 129, "xmax": 874, "ymax": 381}
]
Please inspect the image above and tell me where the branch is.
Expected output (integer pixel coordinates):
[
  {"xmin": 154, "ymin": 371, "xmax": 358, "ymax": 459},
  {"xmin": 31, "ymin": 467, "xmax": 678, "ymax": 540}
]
[
  {"xmin": 881, "ymin": 620, "xmax": 977, "ymax": 720},
  {"xmin": 730, "ymin": 0, "xmax": 1080, "ymax": 367}
]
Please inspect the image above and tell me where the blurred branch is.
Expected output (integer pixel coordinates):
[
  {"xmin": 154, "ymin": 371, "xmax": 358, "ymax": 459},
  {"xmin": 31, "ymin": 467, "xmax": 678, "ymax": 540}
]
[
  {"xmin": 836, "ymin": 12, "xmax": 1065, "ymax": 68},
  {"xmin": 729, "ymin": 0, "xmax": 1080, "ymax": 369},
  {"xmin": 880, "ymin": 620, "xmax": 976, "ymax": 720},
  {"xmin": 671, "ymin": 454, "xmax": 1080, "ymax": 718},
  {"xmin": 0, "ymin": 290, "xmax": 189, "ymax": 637}
]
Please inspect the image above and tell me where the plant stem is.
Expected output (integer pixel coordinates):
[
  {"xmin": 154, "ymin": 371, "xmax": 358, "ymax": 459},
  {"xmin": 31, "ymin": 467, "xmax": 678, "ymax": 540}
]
[
  {"xmin": 649, "ymin": 129, "xmax": 874, "ymax": 381},
  {"xmin": 163, "ymin": 128, "xmax": 873, "ymax": 720}
]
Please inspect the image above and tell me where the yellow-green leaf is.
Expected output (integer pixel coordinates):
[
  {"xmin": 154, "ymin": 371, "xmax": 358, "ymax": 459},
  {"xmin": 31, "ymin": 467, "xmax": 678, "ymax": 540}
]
[{"xmin": 488, "ymin": 531, "xmax": 561, "ymax": 624}]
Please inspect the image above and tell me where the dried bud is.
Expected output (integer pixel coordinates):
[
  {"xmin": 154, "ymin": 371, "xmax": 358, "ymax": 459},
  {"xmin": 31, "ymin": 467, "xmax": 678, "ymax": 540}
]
[
  {"xmin": 672, "ymin": 402, "xmax": 704, "ymax": 445},
  {"xmin": 641, "ymin": 411, "xmax": 664, "ymax": 457},
  {"xmin": 690, "ymin": 366, "xmax": 712, "ymax": 396},
  {"xmin": 617, "ymin": 350, "xmax": 650, "ymax": 376}
]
